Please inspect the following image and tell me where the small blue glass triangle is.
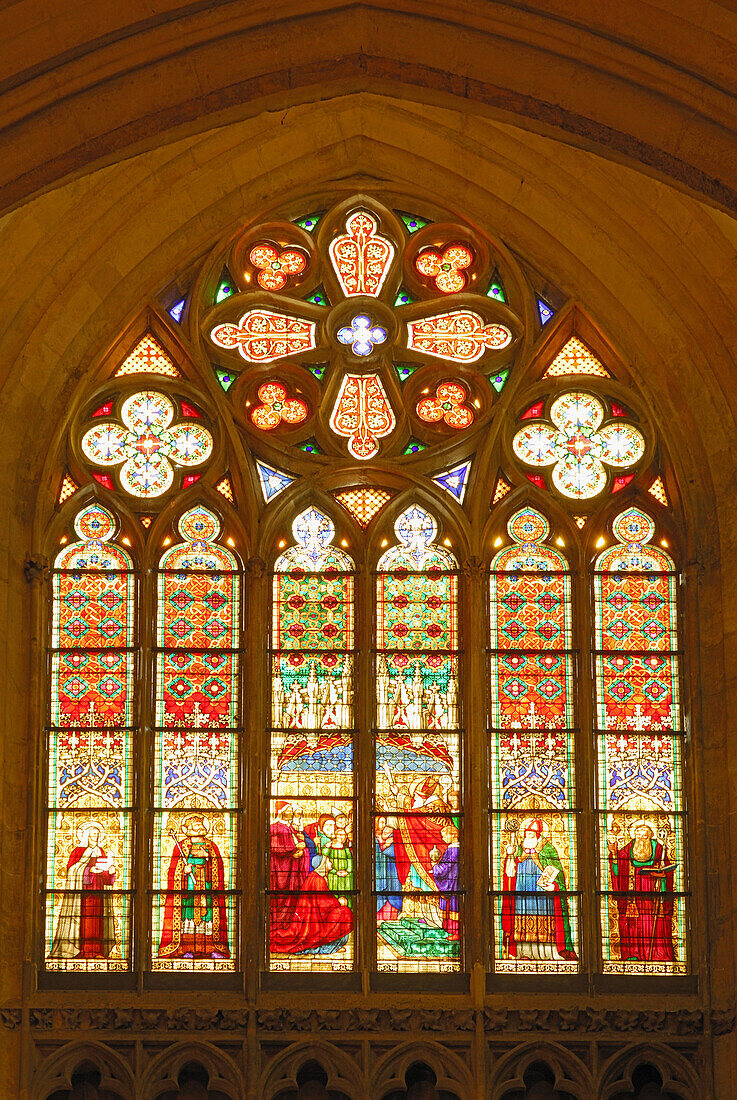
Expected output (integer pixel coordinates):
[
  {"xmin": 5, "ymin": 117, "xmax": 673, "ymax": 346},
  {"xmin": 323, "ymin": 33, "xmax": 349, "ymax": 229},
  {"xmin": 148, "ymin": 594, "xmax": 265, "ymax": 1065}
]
[
  {"xmin": 537, "ymin": 297, "xmax": 555, "ymax": 325},
  {"xmin": 255, "ymin": 460, "xmax": 295, "ymax": 502},
  {"xmin": 169, "ymin": 298, "xmax": 186, "ymax": 323},
  {"xmin": 433, "ymin": 460, "xmax": 472, "ymax": 503},
  {"xmin": 216, "ymin": 268, "xmax": 235, "ymax": 304},
  {"xmin": 294, "ymin": 211, "xmax": 324, "ymax": 232}
]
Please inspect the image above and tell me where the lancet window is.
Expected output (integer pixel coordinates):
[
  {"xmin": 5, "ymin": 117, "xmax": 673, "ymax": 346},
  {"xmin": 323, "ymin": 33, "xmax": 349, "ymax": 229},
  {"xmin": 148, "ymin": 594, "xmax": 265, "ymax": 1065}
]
[
  {"xmin": 375, "ymin": 506, "xmax": 461, "ymax": 972},
  {"xmin": 45, "ymin": 505, "xmax": 135, "ymax": 971}
]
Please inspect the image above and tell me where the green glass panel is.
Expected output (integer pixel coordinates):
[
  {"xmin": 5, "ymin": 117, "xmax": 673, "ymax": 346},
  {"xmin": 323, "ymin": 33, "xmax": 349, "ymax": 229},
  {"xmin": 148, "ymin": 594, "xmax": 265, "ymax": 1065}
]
[
  {"xmin": 215, "ymin": 267, "xmax": 235, "ymax": 304},
  {"xmin": 398, "ymin": 211, "xmax": 431, "ymax": 234},
  {"xmin": 306, "ymin": 364, "xmax": 327, "ymax": 380},
  {"xmin": 394, "ymin": 286, "xmax": 416, "ymax": 307},
  {"xmin": 306, "ymin": 286, "xmax": 329, "ymax": 306},
  {"xmin": 395, "ymin": 363, "xmax": 418, "ymax": 383},
  {"xmin": 215, "ymin": 367, "xmax": 237, "ymax": 392},
  {"xmin": 294, "ymin": 211, "xmax": 324, "ymax": 232},
  {"xmin": 402, "ymin": 438, "xmax": 427, "ymax": 455},
  {"xmin": 299, "ymin": 437, "xmax": 324, "ymax": 455},
  {"xmin": 487, "ymin": 270, "xmax": 507, "ymax": 302},
  {"xmin": 490, "ymin": 369, "xmax": 510, "ymax": 393}
]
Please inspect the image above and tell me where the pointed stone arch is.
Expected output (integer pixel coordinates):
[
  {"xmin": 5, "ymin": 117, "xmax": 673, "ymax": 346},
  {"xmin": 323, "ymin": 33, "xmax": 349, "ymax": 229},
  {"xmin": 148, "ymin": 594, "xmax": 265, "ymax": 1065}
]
[
  {"xmin": 32, "ymin": 1041, "xmax": 135, "ymax": 1100},
  {"xmin": 141, "ymin": 1040, "xmax": 244, "ymax": 1100},
  {"xmin": 489, "ymin": 1041, "xmax": 593, "ymax": 1100},
  {"xmin": 599, "ymin": 1044, "xmax": 700, "ymax": 1100},
  {"xmin": 258, "ymin": 1040, "xmax": 363, "ymax": 1100}
]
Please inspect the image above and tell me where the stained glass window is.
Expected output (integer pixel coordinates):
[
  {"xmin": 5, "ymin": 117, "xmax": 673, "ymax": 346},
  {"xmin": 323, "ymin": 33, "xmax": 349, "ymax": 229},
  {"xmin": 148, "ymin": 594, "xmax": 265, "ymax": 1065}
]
[
  {"xmin": 489, "ymin": 509, "xmax": 579, "ymax": 973},
  {"xmin": 268, "ymin": 508, "xmax": 355, "ymax": 971},
  {"xmin": 594, "ymin": 508, "xmax": 686, "ymax": 973},
  {"xmin": 152, "ymin": 506, "xmax": 240, "ymax": 970},
  {"xmin": 375, "ymin": 506, "xmax": 461, "ymax": 972},
  {"xmin": 45, "ymin": 505, "xmax": 135, "ymax": 971}
]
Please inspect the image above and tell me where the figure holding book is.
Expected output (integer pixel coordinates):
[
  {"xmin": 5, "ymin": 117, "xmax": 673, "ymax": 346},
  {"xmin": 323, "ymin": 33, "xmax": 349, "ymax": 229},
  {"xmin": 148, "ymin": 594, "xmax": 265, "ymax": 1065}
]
[{"xmin": 501, "ymin": 817, "xmax": 576, "ymax": 963}]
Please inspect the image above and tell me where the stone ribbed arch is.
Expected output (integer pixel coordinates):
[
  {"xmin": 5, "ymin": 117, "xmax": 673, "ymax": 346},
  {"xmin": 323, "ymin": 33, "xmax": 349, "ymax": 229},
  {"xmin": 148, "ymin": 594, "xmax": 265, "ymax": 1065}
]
[
  {"xmin": 3, "ymin": 3, "xmax": 737, "ymax": 213},
  {"xmin": 488, "ymin": 1041, "xmax": 593, "ymax": 1100},
  {"xmin": 258, "ymin": 1039, "xmax": 363, "ymax": 1100},
  {"xmin": 598, "ymin": 1043, "xmax": 700, "ymax": 1099},
  {"xmin": 31, "ymin": 1041, "xmax": 135, "ymax": 1100},
  {"xmin": 370, "ymin": 1040, "xmax": 472, "ymax": 1100},
  {"xmin": 140, "ymin": 1040, "xmax": 245, "ymax": 1100}
]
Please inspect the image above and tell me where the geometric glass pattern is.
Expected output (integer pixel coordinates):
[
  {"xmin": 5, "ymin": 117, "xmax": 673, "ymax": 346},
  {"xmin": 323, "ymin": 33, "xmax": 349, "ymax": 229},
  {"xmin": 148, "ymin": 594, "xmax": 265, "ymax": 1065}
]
[
  {"xmin": 648, "ymin": 475, "xmax": 670, "ymax": 507},
  {"xmin": 152, "ymin": 506, "xmax": 240, "ymax": 971},
  {"xmin": 537, "ymin": 298, "xmax": 555, "ymax": 326},
  {"xmin": 45, "ymin": 505, "xmax": 135, "ymax": 971},
  {"xmin": 375, "ymin": 506, "xmax": 462, "ymax": 972},
  {"xmin": 512, "ymin": 392, "xmax": 645, "ymax": 499},
  {"xmin": 489, "ymin": 508, "xmax": 579, "ymax": 973},
  {"xmin": 114, "ymin": 334, "xmax": 180, "ymax": 378},
  {"xmin": 594, "ymin": 508, "xmax": 686, "ymax": 973},
  {"xmin": 333, "ymin": 487, "xmax": 392, "ymax": 528},
  {"xmin": 269, "ymin": 509, "xmax": 355, "ymax": 971},
  {"xmin": 542, "ymin": 337, "xmax": 610, "ymax": 378},
  {"xmin": 57, "ymin": 471, "xmax": 79, "ymax": 505}
]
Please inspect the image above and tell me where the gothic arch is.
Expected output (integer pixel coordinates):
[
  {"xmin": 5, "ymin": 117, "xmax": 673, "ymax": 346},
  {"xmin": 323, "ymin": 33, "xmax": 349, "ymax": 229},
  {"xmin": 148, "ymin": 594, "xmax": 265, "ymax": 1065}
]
[
  {"xmin": 598, "ymin": 1044, "xmax": 700, "ymax": 1100},
  {"xmin": 370, "ymin": 1041, "xmax": 473, "ymax": 1100},
  {"xmin": 258, "ymin": 1040, "xmax": 363, "ymax": 1100},
  {"xmin": 141, "ymin": 1040, "xmax": 244, "ymax": 1100},
  {"xmin": 31, "ymin": 1041, "xmax": 135, "ymax": 1100},
  {"xmin": 488, "ymin": 1041, "xmax": 593, "ymax": 1100}
]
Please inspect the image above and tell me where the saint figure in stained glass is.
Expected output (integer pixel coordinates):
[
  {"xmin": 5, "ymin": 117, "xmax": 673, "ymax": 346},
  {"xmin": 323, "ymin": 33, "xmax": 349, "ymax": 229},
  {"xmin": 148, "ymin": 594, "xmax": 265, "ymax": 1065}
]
[
  {"xmin": 48, "ymin": 821, "xmax": 117, "ymax": 962},
  {"xmin": 375, "ymin": 505, "xmax": 462, "ymax": 972},
  {"xmin": 158, "ymin": 814, "xmax": 230, "ymax": 961},
  {"xmin": 269, "ymin": 508, "xmax": 355, "ymax": 971}
]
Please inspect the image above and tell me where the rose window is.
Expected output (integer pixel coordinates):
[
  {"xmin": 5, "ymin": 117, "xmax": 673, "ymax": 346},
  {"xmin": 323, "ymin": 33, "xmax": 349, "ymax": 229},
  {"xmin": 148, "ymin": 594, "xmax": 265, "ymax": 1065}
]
[
  {"xmin": 80, "ymin": 390, "xmax": 213, "ymax": 497},
  {"xmin": 512, "ymin": 391, "xmax": 645, "ymax": 498}
]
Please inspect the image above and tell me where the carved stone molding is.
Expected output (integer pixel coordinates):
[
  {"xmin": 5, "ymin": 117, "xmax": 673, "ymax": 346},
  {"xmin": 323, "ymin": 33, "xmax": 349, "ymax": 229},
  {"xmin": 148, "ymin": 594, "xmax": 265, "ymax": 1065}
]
[
  {"xmin": 7, "ymin": 1003, "xmax": 709, "ymax": 1036},
  {"xmin": 246, "ymin": 555, "xmax": 267, "ymax": 578},
  {"xmin": 23, "ymin": 553, "xmax": 49, "ymax": 583},
  {"xmin": 461, "ymin": 555, "xmax": 487, "ymax": 583}
]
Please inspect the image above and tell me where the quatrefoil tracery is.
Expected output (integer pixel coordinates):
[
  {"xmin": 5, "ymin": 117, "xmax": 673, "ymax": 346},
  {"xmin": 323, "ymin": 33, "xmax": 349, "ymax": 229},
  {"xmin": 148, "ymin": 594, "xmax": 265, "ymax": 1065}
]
[
  {"xmin": 80, "ymin": 391, "xmax": 213, "ymax": 498},
  {"xmin": 512, "ymin": 392, "xmax": 645, "ymax": 499}
]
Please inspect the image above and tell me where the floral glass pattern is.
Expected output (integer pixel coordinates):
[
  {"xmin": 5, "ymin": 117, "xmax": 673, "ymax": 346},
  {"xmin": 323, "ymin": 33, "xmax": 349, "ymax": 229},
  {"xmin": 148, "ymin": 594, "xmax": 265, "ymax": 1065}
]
[
  {"xmin": 336, "ymin": 314, "xmax": 388, "ymax": 356},
  {"xmin": 512, "ymin": 392, "xmax": 645, "ymax": 499},
  {"xmin": 45, "ymin": 505, "xmax": 135, "ymax": 971},
  {"xmin": 489, "ymin": 509, "xmax": 578, "ymax": 973},
  {"xmin": 269, "ymin": 509, "xmax": 356, "ymax": 971},
  {"xmin": 81, "ymin": 391, "xmax": 213, "ymax": 497},
  {"xmin": 328, "ymin": 210, "xmax": 395, "ymax": 297},
  {"xmin": 594, "ymin": 509, "xmax": 686, "ymax": 974},
  {"xmin": 250, "ymin": 382, "xmax": 309, "ymax": 430},
  {"xmin": 249, "ymin": 243, "xmax": 307, "ymax": 290},
  {"xmin": 375, "ymin": 507, "xmax": 462, "ymax": 972},
  {"xmin": 153, "ymin": 506, "xmax": 239, "ymax": 971},
  {"xmin": 415, "ymin": 244, "xmax": 474, "ymax": 294},
  {"xmin": 416, "ymin": 382, "xmax": 474, "ymax": 428}
]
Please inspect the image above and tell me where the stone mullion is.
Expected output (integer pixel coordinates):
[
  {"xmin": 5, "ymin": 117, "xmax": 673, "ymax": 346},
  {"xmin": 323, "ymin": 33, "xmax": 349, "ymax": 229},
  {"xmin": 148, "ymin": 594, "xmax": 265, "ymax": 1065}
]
[
  {"xmin": 138, "ymin": 563, "xmax": 154, "ymax": 986},
  {"xmin": 576, "ymin": 557, "xmax": 597, "ymax": 983},
  {"xmin": 462, "ymin": 557, "xmax": 489, "ymax": 976},
  {"xmin": 357, "ymin": 561, "xmax": 372, "ymax": 987},
  {"xmin": 23, "ymin": 555, "xmax": 49, "ymax": 993},
  {"xmin": 244, "ymin": 556, "xmax": 266, "ymax": 997}
]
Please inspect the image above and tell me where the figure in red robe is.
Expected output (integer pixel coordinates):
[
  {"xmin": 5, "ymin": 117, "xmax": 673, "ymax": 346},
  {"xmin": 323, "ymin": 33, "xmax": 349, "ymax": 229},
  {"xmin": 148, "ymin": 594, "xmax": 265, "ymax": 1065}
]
[
  {"xmin": 608, "ymin": 821, "xmax": 675, "ymax": 963},
  {"xmin": 269, "ymin": 800, "xmax": 311, "ymax": 930},
  {"xmin": 157, "ymin": 815, "xmax": 229, "ymax": 960},
  {"xmin": 269, "ymin": 854, "xmax": 353, "ymax": 955},
  {"xmin": 49, "ymin": 823, "xmax": 117, "ymax": 961}
]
